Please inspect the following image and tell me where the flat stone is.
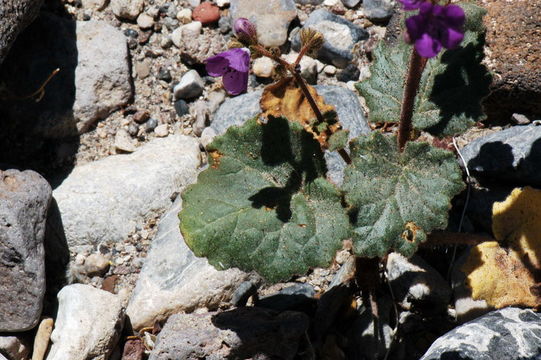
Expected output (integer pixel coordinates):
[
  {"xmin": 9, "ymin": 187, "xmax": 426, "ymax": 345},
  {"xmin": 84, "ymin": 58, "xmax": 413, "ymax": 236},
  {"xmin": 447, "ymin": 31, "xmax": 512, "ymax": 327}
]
[
  {"xmin": 0, "ymin": 169, "xmax": 51, "ymax": 332},
  {"xmin": 210, "ymin": 85, "xmax": 370, "ymax": 185},
  {"xmin": 252, "ymin": 57, "xmax": 275, "ymax": 78},
  {"xmin": 0, "ymin": 0, "xmax": 43, "ymax": 65},
  {"xmin": 171, "ymin": 22, "xmax": 226, "ymax": 65},
  {"xmin": 341, "ymin": 0, "xmax": 361, "ymax": 8},
  {"xmin": 114, "ymin": 129, "xmax": 137, "ymax": 153},
  {"xmin": 291, "ymin": 9, "xmax": 369, "ymax": 68},
  {"xmin": 110, "ymin": 0, "xmax": 144, "ymax": 20},
  {"xmin": 149, "ymin": 308, "xmax": 309, "ymax": 359},
  {"xmin": 481, "ymin": 0, "xmax": 541, "ymax": 122},
  {"xmin": 192, "ymin": 2, "xmax": 220, "ymax": 25},
  {"xmin": 230, "ymin": 0, "xmax": 297, "ymax": 47},
  {"xmin": 49, "ymin": 135, "xmax": 201, "ymax": 248},
  {"xmin": 126, "ymin": 197, "xmax": 250, "ymax": 330},
  {"xmin": 420, "ymin": 307, "xmax": 541, "ymax": 360},
  {"xmin": 460, "ymin": 124, "xmax": 541, "ymax": 186},
  {"xmin": 136, "ymin": 13, "xmax": 154, "ymax": 30},
  {"xmin": 46, "ymin": 284, "xmax": 124, "ymax": 360}
]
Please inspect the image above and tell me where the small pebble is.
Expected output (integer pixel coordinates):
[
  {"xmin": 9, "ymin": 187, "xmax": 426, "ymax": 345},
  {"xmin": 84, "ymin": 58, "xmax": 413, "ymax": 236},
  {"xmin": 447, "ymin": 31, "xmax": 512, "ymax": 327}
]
[
  {"xmin": 176, "ymin": 8, "xmax": 193, "ymax": 24},
  {"xmin": 174, "ymin": 99, "xmax": 190, "ymax": 116},
  {"xmin": 336, "ymin": 63, "xmax": 360, "ymax": 82},
  {"xmin": 216, "ymin": 0, "xmax": 230, "ymax": 7},
  {"xmin": 218, "ymin": 15, "xmax": 231, "ymax": 33},
  {"xmin": 114, "ymin": 129, "xmax": 136, "ymax": 153},
  {"xmin": 188, "ymin": 0, "xmax": 201, "ymax": 8},
  {"xmin": 127, "ymin": 123, "xmax": 139, "ymax": 137},
  {"xmin": 324, "ymin": 64, "xmax": 337, "ymax": 75},
  {"xmin": 173, "ymin": 70, "xmax": 205, "ymax": 99},
  {"xmin": 137, "ymin": 13, "xmax": 154, "ymax": 29},
  {"xmin": 123, "ymin": 28, "xmax": 138, "ymax": 38},
  {"xmin": 135, "ymin": 60, "xmax": 150, "ymax": 79},
  {"xmin": 160, "ymin": 35, "xmax": 173, "ymax": 48},
  {"xmin": 192, "ymin": 2, "xmax": 220, "ymax": 25},
  {"xmin": 145, "ymin": 118, "xmax": 158, "ymax": 132},
  {"xmin": 84, "ymin": 253, "xmax": 111, "ymax": 277},
  {"xmin": 133, "ymin": 110, "xmax": 150, "ymax": 124},
  {"xmin": 157, "ymin": 67, "xmax": 172, "ymax": 82},
  {"xmin": 252, "ymin": 57, "xmax": 275, "ymax": 78},
  {"xmin": 154, "ymin": 124, "xmax": 169, "ymax": 137}
]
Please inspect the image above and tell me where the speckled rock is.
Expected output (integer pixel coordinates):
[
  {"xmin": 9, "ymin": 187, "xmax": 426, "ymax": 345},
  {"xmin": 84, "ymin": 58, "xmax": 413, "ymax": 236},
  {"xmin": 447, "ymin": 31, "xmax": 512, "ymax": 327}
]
[
  {"xmin": 230, "ymin": 0, "xmax": 297, "ymax": 47},
  {"xmin": 420, "ymin": 307, "xmax": 541, "ymax": 360},
  {"xmin": 0, "ymin": 169, "xmax": 51, "ymax": 332},
  {"xmin": 362, "ymin": 0, "xmax": 395, "ymax": 22},
  {"xmin": 193, "ymin": 2, "xmax": 220, "ymax": 24},
  {"xmin": 110, "ymin": 0, "xmax": 144, "ymax": 20},
  {"xmin": 149, "ymin": 308, "xmax": 310, "ymax": 359},
  {"xmin": 291, "ymin": 9, "xmax": 369, "ymax": 68},
  {"xmin": 0, "ymin": 335, "xmax": 30, "ymax": 360},
  {"xmin": 126, "ymin": 196, "xmax": 251, "ymax": 330}
]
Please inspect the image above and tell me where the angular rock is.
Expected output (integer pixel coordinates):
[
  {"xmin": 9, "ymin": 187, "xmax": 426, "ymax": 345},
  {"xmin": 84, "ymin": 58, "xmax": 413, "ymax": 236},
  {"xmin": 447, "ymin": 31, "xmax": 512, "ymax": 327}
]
[
  {"xmin": 291, "ymin": 9, "xmax": 369, "ymax": 68},
  {"xmin": 126, "ymin": 197, "xmax": 250, "ymax": 330},
  {"xmin": 0, "ymin": 16, "xmax": 132, "ymax": 138},
  {"xmin": 0, "ymin": 169, "xmax": 51, "ymax": 332},
  {"xmin": 482, "ymin": 0, "xmax": 541, "ymax": 122},
  {"xmin": 386, "ymin": 253, "xmax": 451, "ymax": 312},
  {"xmin": 0, "ymin": 0, "xmax": 43, "ymax": 65},
  {"xmin": 32, "ymin": 318, "xmax": 54, "ymax": 360},
  {"xmin": 420, "ymin": 307, "xmax": 541, "ymax": 360},
  {"xmin": 173, "ymin": 70, "xmax": 205, "ymax": 100},
  {"xmin": 49, "ymin": 135, "xmax": 201, "ymax": 248},
  {"xmin": 210, "ymin": 85, "xmax": 371, "ymax": 185},
  {"xmin": 149, "ymin": 308, "xmax": 310, "ymax": 359},
  {"xmin": 461, "ymin": 124, "xmax": 541, "ymax": 186},
  {"xmin": 341, "ymin": 0, "xmax": 361, "ymax": 8},
  {"xmin": 0, "ymin": 335, "xmax": 30, "ymax": 360},
  {"xmin": 110, "ymin": 0, "xmax": 144, "ymax": 20},
  {"xmin": 192, "ymin": 2, "xmax": 220, "ymax": 25},
  {"xmin": 46, "ymin": 284, "xmax": 124, "ymax": 360},
  {"xmin": 362, "ymin": 0, "xmax": 395, "ymax": 22},
  {"xmin": 170, "ymin": 23, "xmax": 226, "ymax": 65},
  {"xmin": 230, "ymin": 0, "xmax": 297, "ymax": 47}
]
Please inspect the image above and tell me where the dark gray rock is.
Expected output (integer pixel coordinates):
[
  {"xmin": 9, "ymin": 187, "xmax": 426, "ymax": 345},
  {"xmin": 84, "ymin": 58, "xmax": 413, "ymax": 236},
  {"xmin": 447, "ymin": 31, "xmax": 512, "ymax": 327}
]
[
  {"xmin": 461, "ymin": 124, "xmax": 541, "ymax": 186},
  {"xmin": 126, "ymin": 196, "xmax": 250, "ymax": 330},
  {"xmin": 210, "ymin": 85, "xmax": 371, "ymax": 184},
  {"xmin": 291, "ymin": 9, "xmax": 369, "ymax": 68},
  {"xmin": 174, "ymin": 99, "xmax": 189, "ymax": 117},
  {"xmin": 363, "ymin": 0, "xmax": 395, "ymax": 22},
  {"xmin": 0, "ymin": 0, "xmax": 43, "ymax": 65},
  {"xmin": 296, "ymin": 0, "xmax": 324, "ymax": 4},
  {"xmin": 149, "ymin": 308, "xmax": 310, "ymax": 360},
  {"xmin": 420, "ymin": 307, "xmax": 541, "ymax": 360},
  {"xmin": 336, "ymin": 63, "xmax": 360, "ymax": 82},
  {"xmin": 257, "ymin": 283, "xmax": 317, "ymax": 313},
  {"xmin": 0, "ymin": 169, "xmax": 51, "ymax": 332},
  {"xmin": 341, "ymin": 0, "xmax": 361, "ymax": 7}
]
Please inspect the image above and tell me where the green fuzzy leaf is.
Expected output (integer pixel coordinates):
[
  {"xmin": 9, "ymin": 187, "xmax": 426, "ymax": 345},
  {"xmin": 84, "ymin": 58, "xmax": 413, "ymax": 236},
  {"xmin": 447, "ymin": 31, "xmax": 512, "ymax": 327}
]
[
  {"xmin": 179, "ymin": 117, "xmax": 351, "ymax": 282},
  {"xmin": 355, "ymin": 3, "xmax": 491, "ymax": 136},
  {"xmin": 342, "ymin": 132, "xmax": 465, "ymax": 257}
]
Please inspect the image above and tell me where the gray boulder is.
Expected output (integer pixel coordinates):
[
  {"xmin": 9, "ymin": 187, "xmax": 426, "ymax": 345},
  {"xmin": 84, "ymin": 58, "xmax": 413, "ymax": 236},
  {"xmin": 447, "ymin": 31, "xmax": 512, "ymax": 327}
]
[
  {"xmin": 291, "ymin": 9, "xmax": 369, "ymax": 68},
  {"xmin": 0, "ymin": 169, "xmax": 51, "ymax": 332},
  {"xmin": 421, "ymin": 307, "xmax": 541, "ymax": 360},
  {"xmin": 0, "ymin": 0, "xmax": 43, "ymax": 65},
  {"xmin": 149, "ymin": 308, "xmax": 310, "ymax": 360},
  {"xmin": 49, "ymin": 135, "xmax": 201, "ymax": 248},
  {"xmin": 126, "ymin": 197, "xmax": 251, "ymax": 330}
]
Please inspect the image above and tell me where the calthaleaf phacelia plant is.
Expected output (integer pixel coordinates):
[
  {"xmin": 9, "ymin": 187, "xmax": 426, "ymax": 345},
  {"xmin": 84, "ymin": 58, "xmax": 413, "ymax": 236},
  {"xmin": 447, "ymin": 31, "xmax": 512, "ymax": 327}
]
[{"xmin": 179, "ymin": 0, "xmax": 490, "ymax": 283}]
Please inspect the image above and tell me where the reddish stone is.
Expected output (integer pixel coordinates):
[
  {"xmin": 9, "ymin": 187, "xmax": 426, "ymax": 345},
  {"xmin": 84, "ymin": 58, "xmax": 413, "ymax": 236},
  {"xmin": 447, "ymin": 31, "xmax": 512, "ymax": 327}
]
[{"xmin": 192, "ymin": 2, "xmax": 220, "ymax": 25}]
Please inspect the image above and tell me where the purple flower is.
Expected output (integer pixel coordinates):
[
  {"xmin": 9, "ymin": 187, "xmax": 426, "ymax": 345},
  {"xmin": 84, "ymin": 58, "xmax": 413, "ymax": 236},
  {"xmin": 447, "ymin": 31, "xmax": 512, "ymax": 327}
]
[
  {"xmin": 234, "ymin": 18, "xmax": 257, "ymax": 43},
  {"xmin": 405, "ymin": 3, "xmax": 465, "ymax": 58},
  {"xmin": 206, "ymin": 48, "xmax": 250, "ymax": 96},
  {"xmin": 398, "ymin": 0, "xmax": 425, "ymax": 10}
]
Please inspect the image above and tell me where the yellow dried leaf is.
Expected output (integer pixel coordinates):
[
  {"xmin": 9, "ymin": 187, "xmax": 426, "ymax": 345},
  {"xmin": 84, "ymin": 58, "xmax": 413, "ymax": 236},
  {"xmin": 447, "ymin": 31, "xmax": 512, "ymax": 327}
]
[
  {"xmin": 462, "ymin": 241, "xmax": 540, "ymax": 308},
  {"xmin": 462, "ymin": 187, "xmax": 541, "ymax": 308},
  {"xmin": 259, "ymin": 77, "xmax": 339, "ymax": 149}
]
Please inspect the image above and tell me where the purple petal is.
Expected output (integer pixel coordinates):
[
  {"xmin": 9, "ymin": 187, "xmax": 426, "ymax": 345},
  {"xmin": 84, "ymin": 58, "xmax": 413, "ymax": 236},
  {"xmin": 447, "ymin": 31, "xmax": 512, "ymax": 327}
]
[
  {"xmin": 405, "ymin": 15, "xmax": 427, "ymax": 41},
  {"xmin": 418, "ymin": 1, "xmax": 434, "ymax": 15},
  {"xmin": 443, "ymin": 5, "xmax": 466, "ymax": 28},
  {"xmin": 223, "ymin": 69, "xmax": 248, "ymax": 95},
  {"xmin": 219, "ymin": 48, "xmax": 250, "ymax": 72},
  {"xmin": 441, "ymin": 27, "xmax": 464, "ymax": 49},
  {"xmin": 234, "ymin": 18, "xmax": 257, "ymax": 38},
  {"xmin": 398, "ymin": 0, "xmax": 425, "ymax": 10},
  {"xmin": 206, "ymin": 54, "xmax": 229, "ymax": 77},
  {"xmin": 415, "ymin": 33, "xmax": 441, "ymax": 58}
]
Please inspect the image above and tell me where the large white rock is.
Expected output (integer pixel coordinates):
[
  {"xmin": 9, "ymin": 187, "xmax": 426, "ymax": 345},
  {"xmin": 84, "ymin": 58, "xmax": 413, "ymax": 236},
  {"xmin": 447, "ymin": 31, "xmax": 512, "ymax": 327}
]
[
  {"xmin": 74, "ymin": 21, "xmax": 132, "ymax": 133},
  {"xmin": 126, "ymin": 197, "xmax": 251, "ymax": 330},
  {"xmin": 46, "ymin": 284, "xmax": 124, "ymax": 360},
  {"xmin": 50, "ymin": 135, "xmax": 201, "ymax": 248}
]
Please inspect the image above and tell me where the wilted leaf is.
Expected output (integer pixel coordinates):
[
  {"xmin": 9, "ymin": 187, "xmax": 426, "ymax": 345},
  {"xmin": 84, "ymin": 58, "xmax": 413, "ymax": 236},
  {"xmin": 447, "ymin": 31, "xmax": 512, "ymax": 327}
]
[
  {"xmin": 462, "ymin": 241, "xmax": 541, "ymax": 309},
  {"xmin": 179, "ymin": 117, "xmax": 351, "ymax": 282},
  {"xmin": 342, "ymin": 132, "xmax": 464, "ymax": 257},
  {"xmin": 355, "ymin": 3, "xmax": 491, "ymax": 137},
  {"xmin": 260, "ymin": 77, "xmax": 342, "ymax": 150},
  {"xmin": 462, "ymin": 187, "xmax": 541, "ymax": 308}
]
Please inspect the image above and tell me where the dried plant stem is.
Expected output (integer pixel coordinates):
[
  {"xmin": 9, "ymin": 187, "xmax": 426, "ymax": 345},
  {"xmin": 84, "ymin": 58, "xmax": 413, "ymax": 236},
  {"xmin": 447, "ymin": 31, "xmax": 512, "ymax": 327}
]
[
  {"xmin": 397, "ymin": 49, "xmax": 427, "ymax": 151},
  {"xmin": 9, "ymin": 68, "xmax": 60, "ymax": 102},
  {"xmin": 253, "ymin": 45, "xmax": 352, "ymax": 165}
]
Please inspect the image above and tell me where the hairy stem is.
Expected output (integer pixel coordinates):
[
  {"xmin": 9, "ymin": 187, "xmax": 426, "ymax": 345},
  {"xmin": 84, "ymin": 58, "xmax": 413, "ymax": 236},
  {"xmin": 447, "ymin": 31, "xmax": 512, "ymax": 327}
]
[
  {"xmin": 253, "ymin": 44, "xmax": 352, "ymax": 165},
  {"xmin": 397, "ymin": 49, "xmax": 427, "ymax": 151}
]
